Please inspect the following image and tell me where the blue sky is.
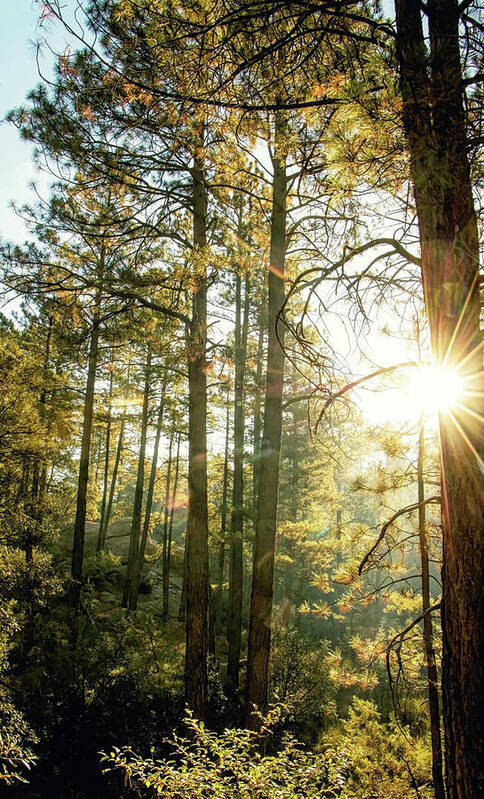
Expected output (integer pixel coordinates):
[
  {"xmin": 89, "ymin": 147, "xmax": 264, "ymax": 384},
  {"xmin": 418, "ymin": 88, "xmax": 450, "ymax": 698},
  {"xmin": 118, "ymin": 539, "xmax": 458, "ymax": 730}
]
[{"xmin": 0, "ymin": 1, "xmax": 73, "ymax": 244}]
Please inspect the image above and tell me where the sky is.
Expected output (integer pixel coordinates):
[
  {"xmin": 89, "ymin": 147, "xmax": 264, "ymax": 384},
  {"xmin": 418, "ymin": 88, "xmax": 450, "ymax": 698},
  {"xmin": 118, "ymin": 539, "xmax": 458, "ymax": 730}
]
[{"xmin": 0, "ymin": 1, "xmax": 74, "ymax": 244}]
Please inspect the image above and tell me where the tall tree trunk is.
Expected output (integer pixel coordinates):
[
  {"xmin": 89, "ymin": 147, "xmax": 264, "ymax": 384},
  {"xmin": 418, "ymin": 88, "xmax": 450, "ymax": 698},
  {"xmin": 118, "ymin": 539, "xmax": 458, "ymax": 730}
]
[
  {"xmin": 281, "ymin": 404, "xmax": 300, "ymax": 627},
  {"xmin": 124, "ymin": 346, "xmax": 152, "ymax": 611},
  {"xmin": 135, "ymin": 375, "xmax": 167, "ymax": 589},
  {"xmin": 162, "ymin": 421, "xmax": 175, "ymax": 619},
  {"xmin": 215, "ymin": 399, "xmax": 230, "ymax": 634},
  {"xmin": 417, "ymin": 421, "xmax": 445, "ymax": 799},
  {"xmin": 227, "ymin": 271, "xmax": 250, "ymax": 693},
  {"xmin": 208, "ymin": 588, "xmax": 216, "ymax": 656},
  {"xmin": 39, "ymin": 392, "xmax": 56, "ymax": 500},
  {"xmin": 39, "ymin": 349, "xmax": 62, "ymax": 502},
  {"xmin": 252, "ymin": 301, "xmax": 265, "ymax": 508},
  {"xmin": 178, "ymin": 535, "xmax": 188, "ymax": 622},
  {"xmin": 31, "ymin": 315, "xmax": 53, "ymax": 510},
  {"xmin": 94, "ymin": 426, "xmax": 103, "ymax": 486},
  {"xmin": 164, "ymin": 430, "xmax": 181, "ymax": 623},
  {"xmin": 395, "ymin": 2, "xmax": 483, "ymax": 795},
  {"xmin": 17, "ymin": 461, "xmax": 31, "ymax": 505},
  {"xmin": 97, "ymin": 362, "xmax": 113, "ymax": 551},
  {"xmin": 185, "ymin": 147, "xmax": 210, "ymax": 721},
  {"xmin": 245, "ymin": 119, "xmax": 287, "ymax": 727},
  {"xmin": 70, "ymin": 297, "xmax": 101, "ymax": 610},
  {"xmin": 24, "ymin": 316, "xmax": 54, "ymax": 656},
  {"xmin": 38, "ymin": 446, "xmax": 50, "ymax": 502},
  {"xmin": 98, "ymin": 409, "xmax": 126, "ymax": 549}
]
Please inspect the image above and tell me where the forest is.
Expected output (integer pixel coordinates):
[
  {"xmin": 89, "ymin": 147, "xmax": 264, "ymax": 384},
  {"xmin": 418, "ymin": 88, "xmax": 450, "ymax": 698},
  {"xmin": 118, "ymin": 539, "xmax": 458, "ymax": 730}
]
[{"xmin": 0, "ymin": 0, "xmax": 482, "ymax": 797}]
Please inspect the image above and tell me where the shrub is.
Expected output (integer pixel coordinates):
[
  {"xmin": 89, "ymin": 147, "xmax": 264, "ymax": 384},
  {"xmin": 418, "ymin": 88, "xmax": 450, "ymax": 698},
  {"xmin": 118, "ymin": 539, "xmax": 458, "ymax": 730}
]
[
  {"xmin": 270, "ymin": 625, "xmax": 337, "ymax": 737},
  {"xmin": 104, "ymin": 709, "xmax": 348, "ymax": 798},
  {"xmin": 322, "ymin": 698, "xmax": 433, "ymax": 799}
]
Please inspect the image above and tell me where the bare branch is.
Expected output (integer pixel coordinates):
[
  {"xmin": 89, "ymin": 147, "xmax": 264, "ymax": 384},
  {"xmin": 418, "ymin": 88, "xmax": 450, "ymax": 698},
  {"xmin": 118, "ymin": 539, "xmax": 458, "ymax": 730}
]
[{"xmin": 358, "ymin": 496, "xmax": 441, "ymax": 575}]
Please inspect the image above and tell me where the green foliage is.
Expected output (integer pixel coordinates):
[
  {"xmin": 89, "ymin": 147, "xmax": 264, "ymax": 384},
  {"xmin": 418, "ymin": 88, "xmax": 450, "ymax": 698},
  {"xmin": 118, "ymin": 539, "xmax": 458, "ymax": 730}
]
[
  {"xmin": 0, "ymin": 328, "xmax": 42, "ymax": 500},
  {"xmin": 103, "ymin": 709, "xmax": 348, "ymax": 798},
  {"xmin": 270, "ymin": 626, "xmax": 337, "ymax": 736},
  {"xmin": 105, "ymin": 702, "xmax": 435, "ymax": 799},
  {"xmin": 322, "ymin": 699, "xmax": 433, "ymax": 799},
  {"xmin": 84, "ymin": 549, "xmax": 122, "ymax": 588},
  {"xmin": 0, "ymin": 725, "xmax": 36, "ymax": 786},
  {"xmin": 0, "ymin": 544, "xmax": 62, "ymax": 604},
  {"xmin": 0, "ymin": 605, "xmax": 37, "ymax": 785}
]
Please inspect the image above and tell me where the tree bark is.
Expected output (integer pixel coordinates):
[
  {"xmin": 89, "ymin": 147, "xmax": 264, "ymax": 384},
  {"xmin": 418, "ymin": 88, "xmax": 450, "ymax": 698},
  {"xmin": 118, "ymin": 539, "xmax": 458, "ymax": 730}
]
[
  {"xmin": 135, "ymin": 374, "xmax": 167, "ymax": 592},
  {"xmin": 23, "ymin": 316, "xmax": 53, "ymax": 658},
  {"xmin": 164, "ymin": 430, "xmax": 181, "ymax": 623},
  {"xmin": 124, "ymin": 346, "xmax": 152, "ymax": 610},
  {"xmin": 227, "ymin": 271, "xmax": 250, "ymax": 693},
  {"xmin": 98, "ymin": 408, "xmax": 125, "ymax": 549},
  {"xmin": 184, "ymin": 147, "xmax": 210, "ymax": 721},
  {"xmin": 252, "ymin": 301, "xmax": 265, "ymax": 508},
  {"xmin": 395, "ymin": 2, "xmax": 483, "ymax": 795},
  {"xmin": 70, "ymin": 299, "xmax": 101, "ymax": 610},
  {"xmin": 417, "ymin": 421, "xmax": 445, "ymax": 799},
  {"xmin": 245, "ymin": 118, "xmax": 287, "ymax": 727},
  {"xmin": 94, "ymin": 425, "xmax": 103, "ymax": 487},
  {"xmin": 31, "ymin": 314, "xmax": 53, "ymax": 510},
  {"xmin": 179, "ymin": 535, "xmax": 188, "ymax": 622},
  {"xmin": 215, "ymin": 399, "xmax": 230, "ymax": 634},
  {"xmin": 97, "ymin": 362, "xmax": 113, "ymax": 552},
  {"xmin": 162, "ymin": 420, "xmax": 175, "ymax": 619}
]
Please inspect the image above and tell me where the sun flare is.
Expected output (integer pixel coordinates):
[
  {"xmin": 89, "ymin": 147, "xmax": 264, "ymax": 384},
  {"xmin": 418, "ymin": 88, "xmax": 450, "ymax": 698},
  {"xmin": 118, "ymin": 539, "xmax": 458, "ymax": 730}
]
[
  {"xmin": 359, "ymin": 362, "xmax": 469, "ymax": 427},
  {"xmin": 407, "ymin": 365, "xmax": 466, "ymax": 417}
]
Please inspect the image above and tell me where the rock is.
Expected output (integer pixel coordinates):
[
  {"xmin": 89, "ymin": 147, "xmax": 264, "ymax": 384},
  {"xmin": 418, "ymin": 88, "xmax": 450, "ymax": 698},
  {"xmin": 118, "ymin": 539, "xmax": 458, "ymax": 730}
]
[
  {"xmin": 61, "ymin": 516, "xmax": 159, "ymax": 564},
  {"xmin": 59, "ymin": 520, "xmax": 100, "ymax": 559}
]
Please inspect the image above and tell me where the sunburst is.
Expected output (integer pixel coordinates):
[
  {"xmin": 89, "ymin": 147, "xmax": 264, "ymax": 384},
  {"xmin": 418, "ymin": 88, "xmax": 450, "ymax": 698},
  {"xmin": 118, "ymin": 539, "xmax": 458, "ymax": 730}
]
[{"xmin": 407, "ymin": 364, "xmax": 466, "ymax": 417}]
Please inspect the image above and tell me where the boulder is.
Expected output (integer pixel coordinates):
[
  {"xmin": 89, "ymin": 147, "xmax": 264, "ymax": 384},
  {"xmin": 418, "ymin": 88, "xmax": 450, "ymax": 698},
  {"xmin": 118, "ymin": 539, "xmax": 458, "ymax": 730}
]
[{"xmin": 61, "ymin": 517, "xmax": 159, "ymax": 564}]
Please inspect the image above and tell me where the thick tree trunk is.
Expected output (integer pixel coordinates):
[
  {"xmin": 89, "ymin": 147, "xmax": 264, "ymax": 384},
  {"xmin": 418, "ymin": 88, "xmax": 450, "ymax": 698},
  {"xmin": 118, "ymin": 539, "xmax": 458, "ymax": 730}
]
[
  {"xmin": 124, "ymin": 347, "xmax": 152, "ymax": 611},
  {"xmin": 417, "ymin": 423, "xmax": 445, "ymax": 799},
  {"xmin": 184, "ymin": 149, "xmax": 210, "ymax": 721},
  {"xmin": 227, "ymin": 272, "xmax": 250, "ymax": 693},
  {"xmin": 70, "ymin": 305, "xmax": 101, "ymax": 610},
  {"xmin": 395, "ymin": 2, "xmax": 483, "ymax": 795},
  {"xmin": 245, "ymin": 121, "xmax": 287, "ymax": 727}
]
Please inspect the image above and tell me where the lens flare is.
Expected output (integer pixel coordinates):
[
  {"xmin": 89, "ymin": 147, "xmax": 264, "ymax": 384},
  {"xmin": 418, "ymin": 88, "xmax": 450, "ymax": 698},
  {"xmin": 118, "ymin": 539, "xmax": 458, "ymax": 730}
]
[{"xmin": 408, "ymin": 365, "xmax": 466, "ymax": 416}]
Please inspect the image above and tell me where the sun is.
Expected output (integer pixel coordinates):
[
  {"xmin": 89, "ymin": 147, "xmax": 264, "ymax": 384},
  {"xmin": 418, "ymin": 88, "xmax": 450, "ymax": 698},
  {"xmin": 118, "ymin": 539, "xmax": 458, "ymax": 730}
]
[
  {"xmin": 355, "ymin": 356, "xmax": 470, "ymax": 428},
  {"xmin": 407, "ymin": 364, "xmax": 466, "ymax": 417}
]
